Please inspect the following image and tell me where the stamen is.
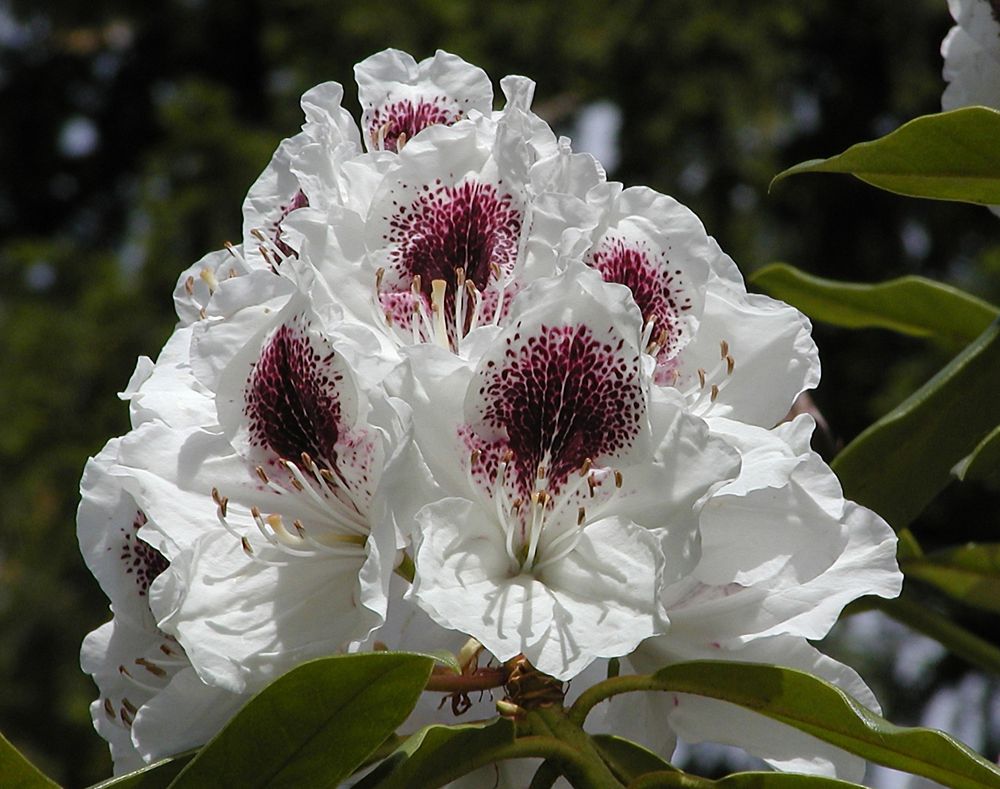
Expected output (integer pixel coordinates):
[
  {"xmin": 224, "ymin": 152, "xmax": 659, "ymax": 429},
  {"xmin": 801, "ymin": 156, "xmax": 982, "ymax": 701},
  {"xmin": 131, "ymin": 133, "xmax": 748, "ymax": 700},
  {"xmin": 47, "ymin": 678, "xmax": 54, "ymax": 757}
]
[
  {"xmin": 199, "ymin": 267, "xmax": 218, "ymax": 293},
  {"xmin": 430, "ymin": 279, "xmax": 450, "ymax": 350},
  {"xmin": 135, "ymin": 657, "xmax": 167, "ymax": 678}
]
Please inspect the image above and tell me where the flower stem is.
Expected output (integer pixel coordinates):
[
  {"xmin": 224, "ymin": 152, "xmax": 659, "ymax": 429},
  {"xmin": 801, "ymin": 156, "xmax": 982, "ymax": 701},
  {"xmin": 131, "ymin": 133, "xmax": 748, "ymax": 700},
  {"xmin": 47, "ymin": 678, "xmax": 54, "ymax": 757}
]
[
  {"xmin": 421, "ymin": 735, "xmax": 617, "ymax": 789},
  {"xmin": 628, "ymin": 771, "xmax": 713, "ymax": 788},
  {"xmin": 567, "ymin": 675, "xmax": 659, "ymax": 726},
  {"xmin": 525, "ymin": 707, "xmax": 625, "ymax": 788}
]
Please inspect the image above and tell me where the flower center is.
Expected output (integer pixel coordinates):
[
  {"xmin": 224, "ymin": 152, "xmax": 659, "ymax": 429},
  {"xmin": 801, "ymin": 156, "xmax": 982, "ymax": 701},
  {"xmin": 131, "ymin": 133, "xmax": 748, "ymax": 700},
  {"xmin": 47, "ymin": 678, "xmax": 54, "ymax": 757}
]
[
  {"xmin": 368, "ymin": 98, "xmax": 461, "ymax": 152},
  {"xmin": 227, "ymin": 318, "xmax": 373, "ymax": 563},
  {"xmin": 465, "ymin": 322, "xmax": 643, "ymax": 572},
  {"xmin": 376, "ymin": 179, "xmax": 523, "ymax": 352}
]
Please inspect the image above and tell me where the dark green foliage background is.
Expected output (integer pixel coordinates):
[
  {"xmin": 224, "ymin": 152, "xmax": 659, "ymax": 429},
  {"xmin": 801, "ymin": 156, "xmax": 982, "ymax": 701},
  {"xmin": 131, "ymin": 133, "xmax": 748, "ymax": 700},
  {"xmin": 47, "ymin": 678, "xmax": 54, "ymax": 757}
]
[{"xmin": 1, "ymin": 1, "xmax": 997, "ymax": 784}]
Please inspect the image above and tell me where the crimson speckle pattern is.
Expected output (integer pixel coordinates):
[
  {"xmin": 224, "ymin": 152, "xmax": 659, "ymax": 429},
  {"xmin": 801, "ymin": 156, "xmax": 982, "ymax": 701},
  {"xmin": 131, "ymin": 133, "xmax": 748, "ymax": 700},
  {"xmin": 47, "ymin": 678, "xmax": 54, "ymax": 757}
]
[
  {"xmin": 588, "ymin": 236, "xmax": 692, "ymax": 358},
  {"xmin": 244, "ymin": 320, "xmax": 344, "ymax": 466},
  {"xmin": 120, "ymin": 511, "xmax": 167, "ymax": 597},
  {"xmin": 368, "ymin": 98, "xmax": 460, "ymax": 152},
  {"xmin": 382, "ymin": 179, "xmax": 522, "ymax": 335},
  {"xmin": 473, "ymin": 322, "xmax": 644, "ymax": 497},
  {"xmin": 270, "ymin": 190, "xmax": 309, "ymax": 259}
]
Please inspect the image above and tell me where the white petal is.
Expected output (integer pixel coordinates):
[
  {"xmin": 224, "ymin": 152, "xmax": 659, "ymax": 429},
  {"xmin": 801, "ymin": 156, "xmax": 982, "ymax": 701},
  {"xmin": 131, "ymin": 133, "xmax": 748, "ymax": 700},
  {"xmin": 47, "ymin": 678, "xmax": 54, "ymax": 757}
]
[
  {"xmin": 631, "ymin": 635, "xmax": 873, "ymax": 782},
  {"xmin": 356, "ymin": 49, "xmax": 493, "ymax": 152},
  {"xmin": 149, "ymin": 529, "xmax": 379, "ymax": 694},
  {"xmin": 78, "ymin": 441, "xmax": 167, "ymax": 630},
  {"xmin": 675, "ymin": 242, "xmax": 819, "ymax": 426},
  {"xmin": 132, "ymin": 668, "xmax": 246, "ymax": 764}
]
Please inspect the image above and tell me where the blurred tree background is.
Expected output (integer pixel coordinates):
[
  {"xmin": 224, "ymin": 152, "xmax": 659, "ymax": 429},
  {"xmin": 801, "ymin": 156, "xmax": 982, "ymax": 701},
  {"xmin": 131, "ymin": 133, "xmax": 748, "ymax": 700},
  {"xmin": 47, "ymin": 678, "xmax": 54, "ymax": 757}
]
[{"xmin": 1, "ymin": 0, "xmax": 998, "ymax": 785}]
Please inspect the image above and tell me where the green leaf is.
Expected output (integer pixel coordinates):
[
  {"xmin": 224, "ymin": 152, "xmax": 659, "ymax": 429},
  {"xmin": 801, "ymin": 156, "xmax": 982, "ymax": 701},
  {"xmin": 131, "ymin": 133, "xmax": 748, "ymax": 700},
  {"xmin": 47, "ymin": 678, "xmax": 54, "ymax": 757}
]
[
  {"xmin": 954, "ymin": 425, "xmax": 1000, "ymax": 490},
  {"xmin": 168, "ymin": 652, "xmax": 434, "ymax": 789},
  {"xmin": 90, "ymin": 754, "xmax": 193, "ymax": 789},
  {"xmin": 652, "ymin": 661, "xmax": 1000, "ymax": 789},
  {"xmin": 631, "ymin": 769, "xmax": 866, "ymax": 787},
  {"xmin": 832, "ymin": 318, "xmax": 1000, "ymax": 529},
  {"xmin": 749, "ymin": 264, "xmax": 998, "ymax": 346},
  {"xmin": 355, "ymin": 719, "xmax": 515, "ymax": 789},
  {"xmin": 0, "ymin": 732, "xmax": 59, "ymax": 789},
  {"xmin": 770, "ymin": 106, "xmax": 1000, "ymax": 203},
  {"xmin": 590, "ymin": 735, "xmax": 676, "ymax": 783},
  {"xmin": 903, "ymin": 544, "xmax": 1000, "ymax": 614}
]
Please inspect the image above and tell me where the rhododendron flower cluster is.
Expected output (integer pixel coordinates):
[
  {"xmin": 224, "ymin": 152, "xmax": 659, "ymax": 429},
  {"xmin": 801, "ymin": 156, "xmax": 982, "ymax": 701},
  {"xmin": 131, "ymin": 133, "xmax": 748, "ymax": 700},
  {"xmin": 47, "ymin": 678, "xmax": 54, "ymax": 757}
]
[{"xmin": 79, "ymin": 49, "xmax": 902, "ymax": 781}]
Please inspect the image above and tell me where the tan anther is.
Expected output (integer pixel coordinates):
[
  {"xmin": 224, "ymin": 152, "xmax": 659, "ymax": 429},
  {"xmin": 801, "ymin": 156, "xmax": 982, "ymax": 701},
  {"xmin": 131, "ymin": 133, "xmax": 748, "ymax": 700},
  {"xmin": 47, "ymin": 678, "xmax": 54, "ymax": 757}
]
[
  {"xmin": 501, "ymin": 450, "xmax": 514, "ymax": 464},
  {"xmin": 292, "ymin": 519, "xmax": 306, "ymax": 537},
  {"xmin": 614, "ymin": 470, "xmax": 623, "ymax": 488},
  {"xmin": 710, "ymin": 384, "xmax": 720, "ymax": 402},
  {"xmin": 300, "ymin": 451, "xmax": 314, "ymax": 469},
  {"xmin": 455, "ymin": 266, "xmax": 466, "ymax": 287},
  {"xmin": 122, "ymin": 698, "xmax": 138, "ymax": 716},
  {"xmin": 537, "ymin": 464, "xmax": 546, "ymax": 480},
  {"xmin": 250, "ymin": 505, "xmax": 262, "ymax": 519},
  {"xmin": 250, "ymin": 228, "xmax": 267, "ymax": 243},
  {"xmin": 397, "ymin": 131, "xmax": 408, "ymax": 149},
  {"xmin": 224, "ymin": 240, "xmax": 237, "ymax": 255},
  {"xmin": 384, "ymin": 310, "xmax": 394, "ymax": 326},
  {"xmin": 726, "ymin": 355, "xmax": 735, "ymax": 375},
  {"xmin": 255, "ymin": 465, "xmax": 269, "ymax": 483},
  {"xmin": 375, "ymin": 267, "xmax": 385, "ymax": 290},
  {"xmin": 411, "ymin": 274, "xmax": 422, "ymax": 294},
  {"xmin": 103, "ymin": 698, "xmax": 115, "ymax": 719},
  {"xmin": 536, "ymin": 490, "xmax": 551, "ymax": 507},
  {"xmin": 241, "ymin": 536, "xmax": 254, "ymax": 555},
  {"xmin": 587, "ymin": 475, "xmax": 598, "ymax": 497},
  {"xmin": 720, "ymin": 340, "xmax": 729, "ymax": 359},
  {"xmin": 470, "ymin": 448, "xmax": 482, "ymax": 465},
  {"xmin": 184, "ymin": 275, "xmax": 195, "ymax": 294},
  {"xmin": 697, "ymin": 368, "xmax": 707, "ymax": 388},
  {"xmin": 136, "ymin": 658, "xmax": 167, "ymax": 678},
  {"xmin": 580, "ymin": 458, "xmax": 593, "ymax": 476},
  {"xmin": 577, "ymin": 506, "xmax": 586, "ymax": 525},
  {"xmin": 320, "ymin": 468, "xmax": 337, "ymax": 485},
  {"xmin": 490, "ymin": 262, "xmax": 502, "ymax": 279}
]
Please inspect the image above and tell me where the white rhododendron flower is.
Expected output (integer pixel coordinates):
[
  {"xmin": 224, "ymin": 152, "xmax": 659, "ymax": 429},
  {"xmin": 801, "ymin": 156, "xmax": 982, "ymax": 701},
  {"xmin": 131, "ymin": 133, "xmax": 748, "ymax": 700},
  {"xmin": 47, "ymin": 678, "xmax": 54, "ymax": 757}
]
[
  {"xmin": 78, "ymin": 47, "xmax": 903, "ymax": 780},
  {"xmin": 78, "ymin": 441, "xmax": 246, "ymax": 773},
  {"xmin": 942, "ymin": 0, "xmax": 1000, "ymax": 215},
  {"xmin": 942, "ymin": 0, "xmax": 1000, "ymax": 111},
  {"xmin": 396, "ymin": 265, "xmax": 740, "ymax": 679}
]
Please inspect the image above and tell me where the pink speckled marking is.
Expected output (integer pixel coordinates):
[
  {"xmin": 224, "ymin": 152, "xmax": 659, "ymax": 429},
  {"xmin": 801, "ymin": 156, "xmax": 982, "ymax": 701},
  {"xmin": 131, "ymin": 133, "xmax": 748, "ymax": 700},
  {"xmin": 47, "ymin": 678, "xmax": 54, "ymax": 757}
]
[
  {"xmin": 380, "ymin": 179, "xmax": 522, "ymax": 343},
  {"xmin": 242, "ymin": 317, "xmax": 375, "ymax": 505},
  {"xmin": 587, "ymin": 235, "xmax": 692, "ymax": 378},
  {"xmin": 270, "ymin": 190, "xmax": 309, "ymax": 259},
  {"xmin": 244, "ymin": 318, "xmax": 345, "ymax": 467},
  {"xmin": 368, "ymin": 97, "xmax": 460, "ymax": 152},
  {"xmin": 119, "ymin": 510, "xmax": 167, "ymax": 598},
  {"xmin": 468, "ymin": 322, "xmax": 644, "ymax": 499}
]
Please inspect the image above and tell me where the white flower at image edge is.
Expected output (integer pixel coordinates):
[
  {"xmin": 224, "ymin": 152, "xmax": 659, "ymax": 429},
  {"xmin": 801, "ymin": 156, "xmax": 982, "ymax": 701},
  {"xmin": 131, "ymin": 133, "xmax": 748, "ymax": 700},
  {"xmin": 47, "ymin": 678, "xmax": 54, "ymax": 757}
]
[
  {"xmin": 78, "ymin": 441, "xmax": 246, "ymax": 773},
  {"xmin": 395, "ymin": 265, "xmax": 741, "ymax": 680}
]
